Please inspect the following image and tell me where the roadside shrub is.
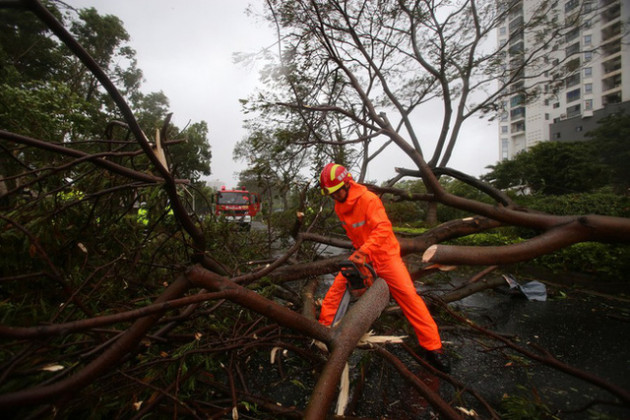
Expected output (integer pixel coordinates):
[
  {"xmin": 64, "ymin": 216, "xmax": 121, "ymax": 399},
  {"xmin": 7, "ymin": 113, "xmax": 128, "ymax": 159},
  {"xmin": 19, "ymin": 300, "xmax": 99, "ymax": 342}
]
[
  {"xmin": 533, "ymin": 242, "xmax": 630, "ymax": 280},
  {"xmin": 515, "ymin": 191, "xmax": 630, "ymax": 218},
  {"xmin": 447, "ymin": 230, "xmax": 522, "ymax": 247},
  {"xmin": 438, "ymin": 178, "xmax": 495, "ymax": 223},
  {"xmin": 385, "ymin": 200, "xmax": 425, "ymax": 225}
]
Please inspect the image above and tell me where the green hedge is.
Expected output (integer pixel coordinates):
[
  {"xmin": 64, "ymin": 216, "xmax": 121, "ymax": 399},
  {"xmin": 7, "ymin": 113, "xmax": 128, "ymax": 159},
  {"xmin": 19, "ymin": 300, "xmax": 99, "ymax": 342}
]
[{"xmin": 515, "ymin": 191, "xmax": 630, "ymax": 218}]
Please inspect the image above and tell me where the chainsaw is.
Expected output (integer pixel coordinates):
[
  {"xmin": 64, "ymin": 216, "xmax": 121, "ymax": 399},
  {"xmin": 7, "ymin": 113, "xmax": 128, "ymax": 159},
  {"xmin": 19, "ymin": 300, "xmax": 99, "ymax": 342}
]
[{"xmin": 331, "ymin": 260, "xmax": 377, "ymax": 325}]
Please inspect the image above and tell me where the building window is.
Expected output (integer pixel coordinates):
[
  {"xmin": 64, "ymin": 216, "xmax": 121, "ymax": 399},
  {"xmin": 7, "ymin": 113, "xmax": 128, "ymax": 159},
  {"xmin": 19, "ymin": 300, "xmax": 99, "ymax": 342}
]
[
  {"xmin": 584, "ymin": 67, "xmax": 592, "ymax": 77},
  {"xmin": 553, "ymin": 102, "xmax": 560, "ymax": 109},
  {"xmin": 511, "ymin": 107, "xmax": 525, "ymax": 119},
  {"xmin": 585, "ymin": 99, "xmax": 593, "ymax": 110},
  {"xmin": 566, "ymin": 88, "xmax": 580, "ymax": 102},
  {"xmin": 584, "ymin": 51, "xmax": 592, "ymax": 62},
  {"xmin": 584, "ymin": 34, "xmax": 592, "ymax": 46},
  {"xmin": 565, "ymin": 0, "xmax": 578, "ymax": 13},
  {"xmin": 511, "ymin": 121, "xmax": 525, "ymax": 133},
  {"xmin": 499, "ymin": 27, "xmax": 507, "ymax": 36},
  {"xmin": 576, "ymin": 126, "xmax": 583, "ymax": 132},
  {"xmin": 584, "ymin": 1, "xmax": 593, "ymax": 13},
  {"xmin": 510, "ymin": 94, "xmax": 524, "ymax": 108},
  {"xmin": 554, "ymin": 132, "xmax": 561, "ymax": 139},
  {"xmin": 584, "ymin": 83, "xmax": 592, "ymax": 94},
  {"xmin": 501, "ymin": 126, "xmax": 508, "ymax": 134},
  {"xmin": 545, "ymin": 113, "xmax": 550, "ymax": 120},
  {"xmin": 501, "ymin": 138, "xmax": 509, "ymax": 159}
]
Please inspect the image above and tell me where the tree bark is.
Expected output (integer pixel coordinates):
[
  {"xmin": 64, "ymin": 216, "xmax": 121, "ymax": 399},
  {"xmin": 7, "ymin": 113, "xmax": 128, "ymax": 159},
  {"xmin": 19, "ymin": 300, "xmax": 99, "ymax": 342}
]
[{"xmin": 304, "ymin": 278, "xmax": 390, "ymax": 419}]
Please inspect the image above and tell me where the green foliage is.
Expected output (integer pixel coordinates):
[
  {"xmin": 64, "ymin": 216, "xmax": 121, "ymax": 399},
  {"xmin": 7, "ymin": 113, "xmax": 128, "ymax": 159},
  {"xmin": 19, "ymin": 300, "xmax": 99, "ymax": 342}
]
[
  {"xmin": 0, "ymin": 81, "xmax": 93, "ymax": 140},
  {"xmin": 515, "ymin": 191, "xmax": 630, "ymax": 219},
  {"xmin": 483, "ymin": 141, "xmax": 611, "ymax": 195},
  {"xmin": 438, "ymin": 177, "xmax": 496, "ymax": 223},
  {"xmin": 383, "ymin": 179, "xmax": 427, "ymax": 226},
  {"xmin": 392, "ymin": 226, "xmax": 428, "ymax": 235},
  {"xmin": 170, "ymin": 121, "xmax": 212, "ymax": 182},
  {"xmin": 385, "ymin": 200, "xmax": 426, "ymax": 225},
  {"xmin": 500, "ymin": 386, "xmax": 559, "ymax": 420},
  {"xmin": 534, "ymin": 242, "xmax": 630, "ymax": 280},
  {"xmin": 0, "ymin": 4, "xmax": 62, "ymax": 84},
  {"xmin": 270, "ymin": 208, "xmax": 297, "ymax": 233},
  {"xmin": 484, "ymin": 114, "xmax": 630, "ymax": 196},
  {"xmin": 585, "ymin": 113, "xmax": 630, "ymax": 192},
  {"xmin": 448, "ymin": 230, "xmax": 522, "ymax": 247},
  {"xmin": 202, "ymin": 218, "xmax": 270, "ymax": 270}
]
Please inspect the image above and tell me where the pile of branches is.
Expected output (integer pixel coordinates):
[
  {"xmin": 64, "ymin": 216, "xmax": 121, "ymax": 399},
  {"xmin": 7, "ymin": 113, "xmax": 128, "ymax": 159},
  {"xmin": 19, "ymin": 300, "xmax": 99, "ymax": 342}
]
[{"xmin": 1, "ymin": 1, "xmax": 629, "ymax": 418}]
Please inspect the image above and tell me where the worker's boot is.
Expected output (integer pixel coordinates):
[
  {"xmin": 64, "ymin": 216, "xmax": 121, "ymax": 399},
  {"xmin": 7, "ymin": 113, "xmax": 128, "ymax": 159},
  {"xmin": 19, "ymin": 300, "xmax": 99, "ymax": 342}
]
[{"xmin": 425, "ymin": 349, "xmax": 451, "ymax": 373}]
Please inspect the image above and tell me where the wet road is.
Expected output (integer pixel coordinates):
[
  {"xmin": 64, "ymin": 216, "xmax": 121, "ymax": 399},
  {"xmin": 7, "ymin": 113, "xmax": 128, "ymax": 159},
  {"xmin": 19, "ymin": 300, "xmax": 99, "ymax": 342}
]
[{"xmin": 443, "ymin": 280, "xmax": 630, "ymax": 419}]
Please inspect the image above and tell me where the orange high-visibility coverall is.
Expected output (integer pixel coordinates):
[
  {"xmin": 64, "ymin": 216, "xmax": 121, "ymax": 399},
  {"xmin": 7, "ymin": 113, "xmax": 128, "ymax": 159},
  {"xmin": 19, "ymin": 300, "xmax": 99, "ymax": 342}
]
[{"xmin": 319, "ymin": 181, "xmax": 443, "ymax": 351}]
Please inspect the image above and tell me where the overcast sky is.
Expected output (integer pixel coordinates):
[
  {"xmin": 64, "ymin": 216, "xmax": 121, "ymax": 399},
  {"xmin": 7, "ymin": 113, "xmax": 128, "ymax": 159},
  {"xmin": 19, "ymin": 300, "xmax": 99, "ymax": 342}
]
[{"xmin": 66, "ymin": 0, "xmax": 498, "ymax": 186}]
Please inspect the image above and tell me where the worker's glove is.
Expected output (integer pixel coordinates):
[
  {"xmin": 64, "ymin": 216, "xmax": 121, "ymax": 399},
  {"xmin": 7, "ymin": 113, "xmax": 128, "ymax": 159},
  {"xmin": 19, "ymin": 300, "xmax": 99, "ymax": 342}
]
[
  {"xmin": 348, "ymin": 250, "xmax": 374, "ymax": 291},
  {"xmin": 348, "ymin": 250, "xmax": 369, "ymax": 267}
]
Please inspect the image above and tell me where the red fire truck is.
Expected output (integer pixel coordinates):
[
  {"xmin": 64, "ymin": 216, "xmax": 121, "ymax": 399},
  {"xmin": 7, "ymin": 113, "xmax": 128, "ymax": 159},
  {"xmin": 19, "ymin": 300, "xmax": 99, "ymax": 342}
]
[{"xmin": 214, "ymin": 186, "xmax": 261, "ymax": 229}]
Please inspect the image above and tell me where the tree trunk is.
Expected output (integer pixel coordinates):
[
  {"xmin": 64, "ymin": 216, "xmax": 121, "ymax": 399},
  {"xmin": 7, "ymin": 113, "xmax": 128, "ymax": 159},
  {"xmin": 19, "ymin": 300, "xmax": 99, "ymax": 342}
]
[{"xmin": 425, "ymin": 201, "xmax": 438, "ymax": 226}]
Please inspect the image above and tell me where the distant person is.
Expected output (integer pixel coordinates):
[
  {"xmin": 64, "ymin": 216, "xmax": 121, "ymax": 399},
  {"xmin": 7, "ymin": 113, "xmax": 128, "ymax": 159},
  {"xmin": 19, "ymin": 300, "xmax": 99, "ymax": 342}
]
[{"xmin": 318, "ymin": 163, "xmax": 450, "ymax": 372}]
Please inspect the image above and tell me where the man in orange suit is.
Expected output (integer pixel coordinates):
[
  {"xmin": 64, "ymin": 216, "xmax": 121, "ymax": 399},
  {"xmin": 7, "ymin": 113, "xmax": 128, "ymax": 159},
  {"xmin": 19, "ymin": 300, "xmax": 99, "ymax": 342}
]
[{"xmin": 318, "ymin": 163, "xmax": 450, "ymax": 373}]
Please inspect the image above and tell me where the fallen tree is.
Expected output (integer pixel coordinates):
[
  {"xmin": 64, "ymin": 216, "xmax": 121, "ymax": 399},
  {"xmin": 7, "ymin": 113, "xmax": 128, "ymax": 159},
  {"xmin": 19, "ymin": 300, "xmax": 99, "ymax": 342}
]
[{"xmin": 1, "ymin": 1, "xmax": 629, "ymax": 419}]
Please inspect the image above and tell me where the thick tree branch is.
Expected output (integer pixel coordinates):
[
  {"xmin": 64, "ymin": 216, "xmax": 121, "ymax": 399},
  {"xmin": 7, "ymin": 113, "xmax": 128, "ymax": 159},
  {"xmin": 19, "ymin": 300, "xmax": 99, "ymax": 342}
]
[
  {"xmin": 305, "ymin": 278, "xmax": 390, "ymax": 419},
  {"xmin": 423, "ymin": 216, "xmax": 630, "ymax": 266}
]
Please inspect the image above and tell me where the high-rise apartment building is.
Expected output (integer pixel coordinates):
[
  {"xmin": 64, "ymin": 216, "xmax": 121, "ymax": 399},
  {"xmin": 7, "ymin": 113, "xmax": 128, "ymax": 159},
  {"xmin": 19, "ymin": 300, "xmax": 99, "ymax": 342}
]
[{"xmin": 497, "ymin": 0, "xmax": 629, "ymax": 160}]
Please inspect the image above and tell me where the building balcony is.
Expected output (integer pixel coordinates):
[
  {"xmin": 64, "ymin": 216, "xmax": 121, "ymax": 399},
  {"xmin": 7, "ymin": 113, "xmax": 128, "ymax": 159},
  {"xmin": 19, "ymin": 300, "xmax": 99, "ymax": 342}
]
[
  {"xmin": 601, "ymin": 21, "xmax": 622, "ymax": 42},
  {"xmin": 509, "ymin": 16, "xmax": 524, "ymax": 34},
  {"xmin": 509, "ymin": 42, "xmax": 524, "ymax": 55},
  {"xmin": 601, "ymin": 40, "xmax": 621, "ymax": 59},
  {"xmin": 601, "ymin": 86, "xmax": 622, "ymax": 103},
  {"xmin": 566, "ymin": 104, "xmax": 581, "ymax": 119},
  {"xmin": 509, "ymin": 80, "xmax": 524, "ymax": 93},
  {"xmin": 565, "ymin": 42, "xmax": 580, "ymax": 57},
  {"xmin": 602, "ymin": 2, "xmax": 621, "ymax": 24},
  {"xmin": 602, "ymin": 56, "xmax": 622, "ymax": 74},
  {"xmin": 508, "ymin": 3, "xmax": 523, "ymax": 21},
  {"xmin": 509, "ymin": 31, "xmax": 523, "ymax": 46},
  {"xmin": 602, "ymin": 74, "xmax": 622, "ymax": 92},
  {"xmin": 603, "ymin": 92, "xmax": 622, "ymax": 106},
  {"xmin": 511, "ymin": 121, "xmax": 526, "ymax": 133},
  {"xmin": 510, "ymin": 106, "xmax": 526, "ymax": 121}
]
